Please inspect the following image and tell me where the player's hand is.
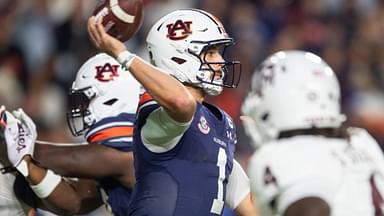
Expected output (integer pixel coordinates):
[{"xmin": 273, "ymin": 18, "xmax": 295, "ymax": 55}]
[
  {"xmin": 240, "ymin": 95, "xmax": 263, "ymax": 148},
  {"xmin": 12, "ymin": 108, "xmax": 37, "ymax": 141},
  {"xmin": 87, "ymin": 16, "xmax": 127, "ymax": 58},
  {"xmin": 0, "ymin": 106, "xmax": 37, "ymax": 167}
]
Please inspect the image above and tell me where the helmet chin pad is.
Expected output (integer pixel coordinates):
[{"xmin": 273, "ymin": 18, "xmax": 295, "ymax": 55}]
[{"xmin": 66, "ymin": 86, "xmax": 97, "ymax": 136}]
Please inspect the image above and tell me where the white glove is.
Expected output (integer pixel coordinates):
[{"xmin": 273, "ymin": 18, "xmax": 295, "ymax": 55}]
[
  {"xmin": 12, "ymin": 108, "xmax": 37, "ymax": 141},
  {"xmin": 240, "ymin": 95, "xmax": 265, "ymax": 150},
  {"xmin": 0, "ymin": 106, "xmax": 37, "ymax": 167}
]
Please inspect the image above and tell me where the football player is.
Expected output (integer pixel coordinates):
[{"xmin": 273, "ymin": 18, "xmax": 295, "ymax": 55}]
[
  {"xmin": 0, "ymin": 53, "xmax": 140, "ymax": 216},
  {"xmin": 88, "ymin": 9, "xmax": 258, "ymax": 216},
  {"xmin": 0, "ymin": 162, "xmax": 34, "ymax": 216},
  {"xmin": 242, "ymin": 50, "xmax": 384, "ymax": 216}
]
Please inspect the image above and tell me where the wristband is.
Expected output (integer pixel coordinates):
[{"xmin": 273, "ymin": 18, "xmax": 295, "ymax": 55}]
[
  {"xmin": 30, "ymin": 169, "xmax": 61, "ymax": 198},
  {"xmin": 117, "ymin": 50, "xmax": 136, "ymax": 70},
  {"xmin": 15, "ymin": 160, "xmax": 29, "ymax": 177}
]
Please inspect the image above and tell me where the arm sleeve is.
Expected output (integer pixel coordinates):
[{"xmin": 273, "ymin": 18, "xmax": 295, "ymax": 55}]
[
  {"xmin": 141, "ymin": 107, "xmax": 192, "ymax": 151},
  {"xmin": 225, "ymin": 159, "xmax": 251, "ymax": 209}
]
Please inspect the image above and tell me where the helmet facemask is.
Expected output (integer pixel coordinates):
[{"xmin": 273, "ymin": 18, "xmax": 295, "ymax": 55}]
[
  {"xmin": 66, "ymin": 86, "xmax": 98, "ymax": 136},
  {"xmin": 189, "ymin": 39, "xmax": 241, "ymax": 96}
]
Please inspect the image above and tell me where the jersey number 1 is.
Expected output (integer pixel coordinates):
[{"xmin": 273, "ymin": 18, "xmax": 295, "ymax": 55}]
[{"xmin": 210, "ymin": 147, "xmax": 227, "ymax": 215}]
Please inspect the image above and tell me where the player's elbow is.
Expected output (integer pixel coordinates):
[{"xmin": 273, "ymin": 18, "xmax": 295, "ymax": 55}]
[
  {"xmin": 170, "ymin": 94, "xmax": 196, "ymax": 121},
  {"xmin": 174, "ymin": 95, "xmax": 195, "ymax": 112}
]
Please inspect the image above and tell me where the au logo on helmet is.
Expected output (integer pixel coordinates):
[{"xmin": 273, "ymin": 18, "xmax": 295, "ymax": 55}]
[
  {"xmin": 166, "ymin": 20, "xmax": 192, "ymax": 40},
  {"xmin": 95, "ymin": 63, "xmax": 120, "ymax": 82}
]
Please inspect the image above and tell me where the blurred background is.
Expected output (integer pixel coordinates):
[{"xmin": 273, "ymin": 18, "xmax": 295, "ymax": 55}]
[{"xmin": 1, "ymin": 0, "xmax": 384, "ymax": 168}]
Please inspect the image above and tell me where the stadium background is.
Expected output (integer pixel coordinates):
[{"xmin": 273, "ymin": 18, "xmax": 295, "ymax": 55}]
[{"xmin": 1, "ymin": 0, "xmax": 384, "ymax": 168}]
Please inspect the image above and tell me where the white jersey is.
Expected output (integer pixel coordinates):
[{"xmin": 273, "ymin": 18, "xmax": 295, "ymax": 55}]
[
  {"xmin": 0, "ymin": 163, "xmax": 30, "ymax": 216},
  {"xmin": 248, "ymin": 128, "xmax": 384, "ymax": 216}
]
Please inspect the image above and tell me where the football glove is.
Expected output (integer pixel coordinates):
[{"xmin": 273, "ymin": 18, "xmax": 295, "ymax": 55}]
[{"xmin": 0, "ymin": 106, "xmax": 37, "ymax": 167}]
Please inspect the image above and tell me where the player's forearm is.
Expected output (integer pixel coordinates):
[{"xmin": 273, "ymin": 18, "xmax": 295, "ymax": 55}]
[
  {"xmin": 234, "ymin": 193, "xmax": 259, "ymax": 216},
  {"xmin": 34, "ymin": 143, "xmax": 129, "ymax": 178},
  {"xmin": 43, "ymin": 179, "xmax": 104, "ymax": 215},
  {"xmin": 127, "ymin": 57, "xmax": 196, "ymax": 122},
  {"xmin": 22, "ymin": 156, "xmax": 82, "ymax": 215},
  {"xmin": 39, "ymin": 181, "xmax": 82, "ymax": 216}
]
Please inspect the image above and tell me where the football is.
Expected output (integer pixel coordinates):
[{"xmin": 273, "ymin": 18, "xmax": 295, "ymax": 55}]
[{"xmin": 93, "ymin": 0, "xmax": 143, "ymax": 42}]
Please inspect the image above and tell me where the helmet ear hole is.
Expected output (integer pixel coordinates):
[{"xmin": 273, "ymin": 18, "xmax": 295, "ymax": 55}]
[
  {"xmin": 149, "ymin": 51, "xmax": 156, "ymax": 66},
  {"xmin": 261, "ymin": 113, "xmax": 269, "ymax": 121},
  {"xmin": 103, "ymin": 98, "xmax": 118, "ymax": 106},
  {"xmin": 171, "ymin": 57, "xmax": 186, "ymax": 64}
]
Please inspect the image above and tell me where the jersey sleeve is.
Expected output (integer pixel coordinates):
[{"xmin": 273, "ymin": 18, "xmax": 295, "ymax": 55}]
[
  {"xmin": 86, "ymin": 113, "xmax": 135, "ymax": 151},
  {"xmin": 248, "ymin": 142, "xmax": 341, "ymax": 215},
  {"xmin": 141, "ymin": 106, "xmax": 192, "ymax": 151},
  {"xmin": 225, "ymin": 159, "xmax": 250, "ymax": 210},
  {"xmin": 136, "ymin": 91, "xmax": 159, "ymax": 128},
  {"xmin": 350, "ymin": 127, "xmax": 384, "ymax": 165}
]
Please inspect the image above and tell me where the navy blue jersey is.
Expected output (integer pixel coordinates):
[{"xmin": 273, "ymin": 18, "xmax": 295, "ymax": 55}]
[
  {"xmin": 129, "ymin": 93, "xmax": 237, "ymax": 216},
  {"xmin": 85, "ymin": 112, "xmax": 135, "ymax": 216}
]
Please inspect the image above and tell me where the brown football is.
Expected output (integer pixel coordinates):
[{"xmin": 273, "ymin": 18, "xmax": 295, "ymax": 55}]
[{"xmin": 93, "ymin": 0, "xmax": 143, "ymax": 42}]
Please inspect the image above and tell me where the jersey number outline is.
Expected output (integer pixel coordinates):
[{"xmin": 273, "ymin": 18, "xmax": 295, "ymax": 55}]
[{"xmin": 210, "ymin": 147, "xmax": 227, "ymax": 215}]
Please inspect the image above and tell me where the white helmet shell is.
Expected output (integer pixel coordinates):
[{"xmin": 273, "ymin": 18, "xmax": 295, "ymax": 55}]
[
  {"xmin": 242, "ymin": 50, "xmax": 346, "ymax": 149},
  {"xmin": 146, "ymin": 9, "xmax": 241, "ymax": 96},
  {"xmin": 67, "ymin": 53, "xmax": 141, "ymax": 136}
]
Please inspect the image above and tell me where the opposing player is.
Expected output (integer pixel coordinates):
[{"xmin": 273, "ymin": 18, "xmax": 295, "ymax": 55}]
[
  {"xmin": 0, "ymin": 163, "xmax": 34, "ymax": 216},
  {"xmin": 242, "ymin": 50, "xmax": 384, "ymax": 216},
  {"xmin": 0, "ymin": 53, "xmax": 140, "ymax": 216},
  {"xmin": 88, "ymin": 8, "xmax": 258, "ymax": 216}
]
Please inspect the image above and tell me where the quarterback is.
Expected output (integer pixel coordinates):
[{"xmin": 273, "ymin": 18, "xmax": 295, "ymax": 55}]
[{"xmin": 88, "ymin": 8, "xmax": 258, "ymax": 216}]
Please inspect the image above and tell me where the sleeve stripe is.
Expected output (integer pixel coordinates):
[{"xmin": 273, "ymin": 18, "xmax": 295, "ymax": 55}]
[
  {"xmin": 88, "ymin": 126, "xmax": 134, "ymax": 143},
  {"xmin": 138, "ymin": 92, "xmax": 154, "ymax": 107},
  {"xmin": 137, "ymin": 100, "xmax": 158, "ymax": 113},
  {"xmin": 86, "ymin": 121, "xmax": 134, "ymax": 139}
]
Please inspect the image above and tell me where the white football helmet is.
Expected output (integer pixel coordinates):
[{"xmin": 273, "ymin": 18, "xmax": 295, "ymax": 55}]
[
  {"xmin": 242, "ymin": 50, "xmax": 346, "ymax": 148},
  {"xmin": 146, "ymin": 9, "xmax": 241, "ymax": 96},
  {"xmin": 67, "ymin": 53, "xmax": 141, "ymax": 136}
]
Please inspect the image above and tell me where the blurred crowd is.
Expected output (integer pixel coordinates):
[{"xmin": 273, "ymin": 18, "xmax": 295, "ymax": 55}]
[{"xmin": 1, "ymin": 0, "xmax": 384, "ymax": 166}]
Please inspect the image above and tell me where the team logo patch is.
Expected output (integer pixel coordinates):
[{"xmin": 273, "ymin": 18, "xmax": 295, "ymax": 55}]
[
  {"xmin": 95, "ymin": 63, "xmax": 120, "ymax": 82},
  {"xmin": 198, "ymin": 116, "xmax": 210, "ymax": 134},
  {"xmin": 166, "ymin": 20, "xmax": 192, "ymax": 40}
]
